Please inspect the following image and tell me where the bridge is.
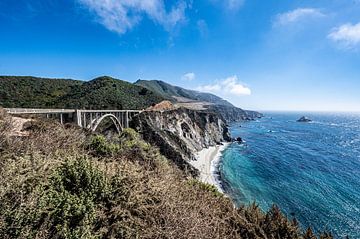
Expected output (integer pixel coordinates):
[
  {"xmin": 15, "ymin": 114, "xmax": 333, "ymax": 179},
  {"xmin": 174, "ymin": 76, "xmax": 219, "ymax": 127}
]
[{"xmin": 4, "ymin": 108, "xmax": 142, "ymax": 133}]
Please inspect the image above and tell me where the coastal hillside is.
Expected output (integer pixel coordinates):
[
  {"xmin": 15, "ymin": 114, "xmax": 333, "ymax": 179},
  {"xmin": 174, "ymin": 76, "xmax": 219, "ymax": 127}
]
[
  {"xmin": 0, "ymin": 76, "xmax": 164, "ymax": 110},
  {"xmin": 54, "ymin": 76, "xmax": 164, "ymax": 110},
  {"xmin": 0, "ymin": 108, "xmax": 333, "ymax": 238},
  {"xmin": 0, "ymin": 76, "xmax": 82, "ymax": 108},
  {"xmin": 135, "ymin": 79, "xmax": 233, "ymax": 106},
  {"xmin": 135, "ymin": 79, "xmax": 262, "ymax": 122}
]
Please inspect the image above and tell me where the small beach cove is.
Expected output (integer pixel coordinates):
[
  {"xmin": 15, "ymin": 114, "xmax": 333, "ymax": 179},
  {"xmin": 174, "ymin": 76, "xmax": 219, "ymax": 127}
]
[{"xmin": 189, "ymin": 143, "xmax": 230, "ymax": 193}]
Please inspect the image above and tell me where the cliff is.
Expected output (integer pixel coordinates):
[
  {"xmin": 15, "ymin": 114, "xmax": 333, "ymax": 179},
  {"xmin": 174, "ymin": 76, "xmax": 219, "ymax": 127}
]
[{"xmin": 131, "ymin": 107, "xmax": 231, "ymax": 176}]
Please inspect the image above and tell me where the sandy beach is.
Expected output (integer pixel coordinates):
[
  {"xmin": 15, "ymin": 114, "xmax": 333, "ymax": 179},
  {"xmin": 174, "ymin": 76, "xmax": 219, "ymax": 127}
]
[{"xmin": 189, "ymin": 143, "xmax": 230, "ymax": 192}]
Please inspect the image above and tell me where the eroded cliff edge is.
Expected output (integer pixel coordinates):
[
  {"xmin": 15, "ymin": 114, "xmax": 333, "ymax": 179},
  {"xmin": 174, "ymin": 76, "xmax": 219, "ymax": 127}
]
[{"xmin": 131, "ymin": 108, "xmax": 231, "ymax": 176}]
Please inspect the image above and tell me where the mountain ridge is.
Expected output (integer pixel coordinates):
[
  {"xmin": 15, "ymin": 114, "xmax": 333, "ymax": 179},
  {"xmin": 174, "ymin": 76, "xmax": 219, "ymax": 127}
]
[
  {"xmin": 135, "ymin": 79, "xmax": 262, "ymax": 122},
  {"xmin": 135, "ymin": 79, "xmax": 234, "ymax": 107}
]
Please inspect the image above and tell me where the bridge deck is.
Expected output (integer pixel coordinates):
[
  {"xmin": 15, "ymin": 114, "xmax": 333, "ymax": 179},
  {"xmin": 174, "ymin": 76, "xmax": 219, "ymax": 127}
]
[{"xmin": 5, "ymin": 108, "xmax": 142, "ymax": 114}]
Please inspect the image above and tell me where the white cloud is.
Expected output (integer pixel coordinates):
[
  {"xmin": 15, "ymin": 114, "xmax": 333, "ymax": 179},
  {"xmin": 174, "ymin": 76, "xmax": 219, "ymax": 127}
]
[
  {"xmin": 182, "ymin": 72, "xmax": 195, "ymax": 81},
  {"xmin": 274, "ymin": 8, "xmax": 325, "ymax": 26},
  {"xmin": 328, "ymin": 22, "xmax": 360, "ymax": 49},
  {"xmin": 210, "ymin": 0, "xmax": 244, "ymax": 11},
  {"xmin": 78, "ymin": 0, "xmax": 187, "ymax": 34},
  {"xmin": 196, "ymin": 75, "xmax": 251, "ymax": 96}
]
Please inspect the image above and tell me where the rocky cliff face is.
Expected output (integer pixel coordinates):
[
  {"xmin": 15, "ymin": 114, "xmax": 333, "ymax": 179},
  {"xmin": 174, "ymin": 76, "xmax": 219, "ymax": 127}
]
[{"xmin": 131, "ymin": 108, "xmax": 231, "ymax": 176}]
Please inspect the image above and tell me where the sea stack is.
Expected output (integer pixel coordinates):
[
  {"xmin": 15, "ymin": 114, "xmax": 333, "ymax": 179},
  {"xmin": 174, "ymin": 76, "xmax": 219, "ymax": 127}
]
[
  {"xmin": 297, "ymin": 116, "xmax": 312, "ymax": 122},
  {"xmin": 235, "ymin": 137, "xmax": 244, "ymax": 144}
]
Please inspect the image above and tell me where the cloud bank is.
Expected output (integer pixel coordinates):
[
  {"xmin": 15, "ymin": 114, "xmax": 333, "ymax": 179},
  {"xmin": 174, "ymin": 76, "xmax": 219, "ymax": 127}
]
[
  {"xmin": 274, "ymin": 8, "xmax": 324, "ymax": 26},
  {"xmin": 196, "ymin": 75, "xmax": 251, "ymax": 96},
  {"xmin": 78, "ymin": 0, "xmax": 187, "ymax": 34},
  {"xmin": 328, "ymin": 22, "xmax": 360, "ymax": 49}
]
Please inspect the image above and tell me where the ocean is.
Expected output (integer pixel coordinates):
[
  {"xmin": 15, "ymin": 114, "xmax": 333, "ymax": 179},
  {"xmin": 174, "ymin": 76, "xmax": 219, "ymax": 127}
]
[{"xmin": 219, "ymin": 112, "xmax": 360, "ymax": 238}]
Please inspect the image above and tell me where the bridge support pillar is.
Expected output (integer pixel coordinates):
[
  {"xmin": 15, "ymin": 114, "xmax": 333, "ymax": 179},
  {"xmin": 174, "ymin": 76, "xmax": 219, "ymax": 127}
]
[
  {"xmin": 125, "ymin": 111, "xmax": 129, "ymax": 128},
  {"xmin": 75, "ymin": 110, "xmax": 82, "ymax": 127}
]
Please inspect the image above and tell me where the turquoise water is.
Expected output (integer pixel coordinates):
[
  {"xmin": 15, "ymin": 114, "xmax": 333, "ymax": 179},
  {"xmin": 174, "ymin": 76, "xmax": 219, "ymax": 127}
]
[{"xmin": 219, "ymin": 112, "xmax": 360, "ymax": 238}]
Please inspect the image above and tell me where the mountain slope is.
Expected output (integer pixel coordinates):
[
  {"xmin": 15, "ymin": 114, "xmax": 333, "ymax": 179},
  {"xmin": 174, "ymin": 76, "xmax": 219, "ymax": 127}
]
[
  {"xmin": 135, "ymin": 80, "xmax": 234, "ymax": 107},
  {"xmin": 0, "ymin": 76, "xmax": 164, "ymax": 110},
  {"xmin": 135, "ymin": 79, "xmax": 262, "ymax": 122},
  {"xmin": 56, "ymin": 76, "xmax": 164, "ymax": 110},
  {"xmin": 0, "ymin": 76, "xmax": 82, "ymax": 108}
]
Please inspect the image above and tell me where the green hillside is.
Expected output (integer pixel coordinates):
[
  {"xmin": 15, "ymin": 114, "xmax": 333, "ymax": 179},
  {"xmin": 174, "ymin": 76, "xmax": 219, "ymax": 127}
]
[
  {"xmin": 0, "ymin": 76, "xmax": 82, "ymax": 108},
  {"xmin": 55, "ymin": 76, "xmax": 164, "ymax": 110},
  {"xmin": 0, "ymin": 76, "xmax": 164, "ymax": 110},
  {"xmin": 135, "ymin": 79, "xmax": 234, "ymax": 107}
]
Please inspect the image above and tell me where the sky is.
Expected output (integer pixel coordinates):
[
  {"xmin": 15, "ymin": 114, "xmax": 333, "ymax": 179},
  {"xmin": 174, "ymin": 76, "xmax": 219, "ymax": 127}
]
[{"xmin": 0, "ymin": 0, "xmax": 360, "ymax": 112}]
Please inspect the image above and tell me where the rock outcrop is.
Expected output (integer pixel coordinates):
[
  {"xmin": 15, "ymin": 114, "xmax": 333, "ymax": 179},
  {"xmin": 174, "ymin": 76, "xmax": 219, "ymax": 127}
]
[
  {"xmin": 131, "ymin": 108, "xmax": 231, "ymax": 176},
  {"xmin": 297, "ymin": 116, "xmax": 312, "ymax": 122}
]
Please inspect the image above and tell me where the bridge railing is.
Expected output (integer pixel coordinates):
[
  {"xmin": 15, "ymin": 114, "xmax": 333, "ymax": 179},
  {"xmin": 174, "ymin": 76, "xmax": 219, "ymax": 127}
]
[{"xmin": 5, "ymin": 108, "xmax": 76, "ymax": 114}]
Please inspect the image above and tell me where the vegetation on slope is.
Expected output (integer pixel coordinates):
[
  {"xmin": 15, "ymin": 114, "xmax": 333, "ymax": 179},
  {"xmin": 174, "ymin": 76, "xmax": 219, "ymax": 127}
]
[
  {"xmin": 57, "ymin": 76, "xmax": 164, "ymax": 110},
  {"xmin": 135, "ymin": 79, "xmax": 234, "ymax": 107},
  {"xmin": 0, "ymin": 111, "xmax": 333, "ymax": 239},
  {"xmin": 0, "ymin": 76, "xmax": 82, "ymax": 108},
  {"xmin": 0, "ymin": 76, "xmax": 164, "ymax": 110}
]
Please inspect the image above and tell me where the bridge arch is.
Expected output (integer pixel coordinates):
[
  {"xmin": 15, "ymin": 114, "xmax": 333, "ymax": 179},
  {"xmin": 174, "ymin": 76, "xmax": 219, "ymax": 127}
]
[{"xmin": 89, "ymin": 114, "xmax": 123, "ymax": 133}]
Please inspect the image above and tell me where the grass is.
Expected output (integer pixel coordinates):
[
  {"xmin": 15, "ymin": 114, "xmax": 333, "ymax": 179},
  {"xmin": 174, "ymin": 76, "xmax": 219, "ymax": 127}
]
[{"xmin": 0, "ymin": 115, "xmax": 334, "ymax": 239}]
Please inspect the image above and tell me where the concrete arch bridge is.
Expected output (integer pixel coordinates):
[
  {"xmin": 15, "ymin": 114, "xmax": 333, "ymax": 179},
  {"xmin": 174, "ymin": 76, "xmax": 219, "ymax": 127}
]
[{"xmin": 5, "ymin": 108, "xmax": 142, "ymax": 133}]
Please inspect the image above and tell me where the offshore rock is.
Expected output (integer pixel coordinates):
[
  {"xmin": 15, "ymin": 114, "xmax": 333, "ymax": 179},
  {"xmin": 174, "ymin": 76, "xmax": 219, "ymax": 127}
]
[
  {"xmin": 297, "ymin": 116, "xmax": 312, "ymax": 122},
  {"xmin": 131, "ymin": 107, "xmax": 231, "ymax": 176}
]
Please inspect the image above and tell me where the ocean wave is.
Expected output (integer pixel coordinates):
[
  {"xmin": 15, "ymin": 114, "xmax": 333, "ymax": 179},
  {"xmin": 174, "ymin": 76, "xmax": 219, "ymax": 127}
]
[{"xmin": 210, "ymin": 143, "xmax": 230, "ymax": 194}]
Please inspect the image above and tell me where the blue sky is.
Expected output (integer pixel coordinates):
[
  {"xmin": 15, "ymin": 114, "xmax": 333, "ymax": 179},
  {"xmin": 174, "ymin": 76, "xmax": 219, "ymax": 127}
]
[{"xmin": 1, "ymin": 0, "xmax": 360, "ymax": 111}]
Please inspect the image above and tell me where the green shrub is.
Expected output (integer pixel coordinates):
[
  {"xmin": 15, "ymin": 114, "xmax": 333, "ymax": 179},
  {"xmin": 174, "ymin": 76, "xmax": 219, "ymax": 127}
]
[
  {"xmin": 188, "ymin": 179, "xmax": 223, "ymax": 197},
  {"xmin": 119, "ymin": 128, "xmax": 150, "ymax": 151},
  {"xmin": 39, "ymin": 157, "xmax": 109, "ymax": 238},
  {"xmin": 88, "ymin": 135, "xmax": 120, "ymax": 156}
]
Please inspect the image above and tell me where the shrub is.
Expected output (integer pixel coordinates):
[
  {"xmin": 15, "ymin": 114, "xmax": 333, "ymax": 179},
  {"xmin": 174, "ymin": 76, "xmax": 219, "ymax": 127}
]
[
  {"xmin": 188, "ymin": 179, "xmax": 223, "ymax": 197},
  {"xmin": 2, "ymin": 119, "xmax": 85, "ymax": 157},
  {"xmin": 119, "ymin": 128, "xmax": 150, "ymax": 151},
  {"xmin": 88, "ymin": 135, "xmax": 120, "ymax": 156},
  {"xmin": 38, "ymin": 157, "xmax": 109, "ymax": 238}
]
